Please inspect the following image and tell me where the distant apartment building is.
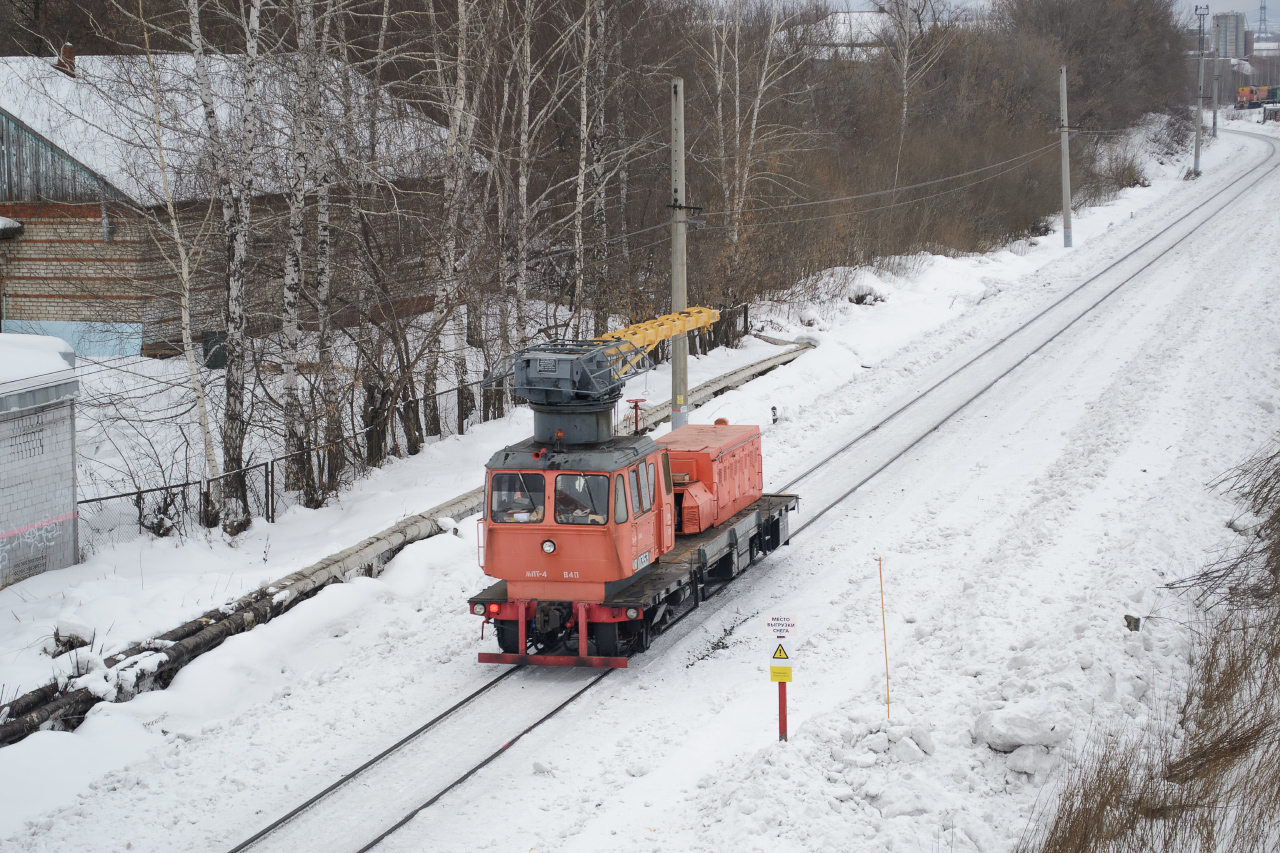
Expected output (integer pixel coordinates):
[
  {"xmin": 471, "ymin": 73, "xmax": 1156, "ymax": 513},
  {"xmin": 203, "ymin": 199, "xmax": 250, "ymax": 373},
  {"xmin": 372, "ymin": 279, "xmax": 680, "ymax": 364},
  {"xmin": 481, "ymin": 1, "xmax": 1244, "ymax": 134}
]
[{"xmin": 1213, "ymin": 13, "xmax": 1249, "ymax": 58}]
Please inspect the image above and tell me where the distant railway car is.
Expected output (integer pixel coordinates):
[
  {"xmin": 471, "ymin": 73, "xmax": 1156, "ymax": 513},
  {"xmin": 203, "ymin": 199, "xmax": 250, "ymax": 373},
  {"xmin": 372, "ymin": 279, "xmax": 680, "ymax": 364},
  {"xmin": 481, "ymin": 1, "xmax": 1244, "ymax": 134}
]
[
  {"xmin": 1237, "ymin": 86, "xmax": 1279, "ymax": 109},
  {"xmin": 467, "ymin": 313, "xmax": 797, "ymax": 668}
]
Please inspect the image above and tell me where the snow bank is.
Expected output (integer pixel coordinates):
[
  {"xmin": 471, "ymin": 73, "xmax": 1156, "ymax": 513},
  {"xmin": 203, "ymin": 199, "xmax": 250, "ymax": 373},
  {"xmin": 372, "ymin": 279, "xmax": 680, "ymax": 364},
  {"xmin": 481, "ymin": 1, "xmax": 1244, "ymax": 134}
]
[
  {"xmin": 0, "ymin": 333, "xmax": 75, "ymax": 391},
  {"xmin": 0, "ymin": 54, "xmax": 449, "ymax": 205}
]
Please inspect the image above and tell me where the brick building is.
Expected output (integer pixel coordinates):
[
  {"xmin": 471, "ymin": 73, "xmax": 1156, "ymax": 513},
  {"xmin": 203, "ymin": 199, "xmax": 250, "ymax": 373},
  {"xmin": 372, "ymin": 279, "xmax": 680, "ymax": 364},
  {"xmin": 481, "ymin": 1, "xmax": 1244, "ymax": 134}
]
[
  {"xmin": 0, "ymin": 333, "xmax": 79, "ymax": 588},
  {"xmin": 0, "ymin": 63, "xmax": 170, "ymax": 352},
  {"xmin": 0, "ymin": 199, "xmax": 163, "ymax": 328},
  {"xmin": 1, "ymin": 51, "xmax": 450, "ymax": 358}
]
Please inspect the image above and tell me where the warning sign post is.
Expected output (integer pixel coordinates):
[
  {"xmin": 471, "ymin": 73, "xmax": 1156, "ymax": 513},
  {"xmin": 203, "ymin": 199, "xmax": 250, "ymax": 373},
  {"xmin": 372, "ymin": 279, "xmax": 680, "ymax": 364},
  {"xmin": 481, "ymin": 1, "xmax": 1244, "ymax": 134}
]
[
  {"xmin": 770, "ymin": 643, "xmax": 792, "ymax": 682},
  {"xmin": 766, "ymin": 616, "xmax": 795, "ymax": 741}
]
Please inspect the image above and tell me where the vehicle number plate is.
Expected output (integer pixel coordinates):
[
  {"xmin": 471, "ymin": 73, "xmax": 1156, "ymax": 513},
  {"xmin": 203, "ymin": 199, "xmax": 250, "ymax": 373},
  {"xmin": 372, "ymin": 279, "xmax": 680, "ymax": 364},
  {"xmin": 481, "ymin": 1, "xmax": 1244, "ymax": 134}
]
[{"xmin": 634, "ymin": 551, "xmax": 650, "ymax": 571}]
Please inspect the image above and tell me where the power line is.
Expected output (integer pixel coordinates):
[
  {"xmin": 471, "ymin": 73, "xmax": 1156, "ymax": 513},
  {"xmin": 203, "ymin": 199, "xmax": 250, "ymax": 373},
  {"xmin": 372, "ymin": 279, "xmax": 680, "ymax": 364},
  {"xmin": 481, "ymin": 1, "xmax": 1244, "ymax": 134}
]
[
  {"xmin": 697, "ymin": 147, "xmax": 1059, "ymax": 233},
  {"xmin": 698, "ymin": 142, "xmax": 1060, "ymax": 219},
  {"xmin": 8, "ymin": 141, "xmax": 1064, "ymax": 390}
]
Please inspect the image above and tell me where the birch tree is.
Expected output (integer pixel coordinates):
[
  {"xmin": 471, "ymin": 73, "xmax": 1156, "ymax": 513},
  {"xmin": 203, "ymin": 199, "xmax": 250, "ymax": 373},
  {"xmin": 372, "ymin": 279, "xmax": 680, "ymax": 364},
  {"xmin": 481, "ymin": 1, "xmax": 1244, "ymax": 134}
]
[
  {"xmin": 184, "ymin": 0, "xmax": 265, "ymax": 533},
  {"xmin": 420, "ymin": 0, "xmax": 497, "ymax": 432},
  {"xmin": 878, "ymin": 0, "xmax": 958, "ymax": 188},
  {"xmin": 313, "ymin": 0, "xmax": 341, "ymax": 493},
  {"xmin": 280, "ymin": 0, "xmax": 322, "ymax": 491},
  {"xmin": 695, "ymin": 0, "xmax": 807, "ymax": 261},
  {"xmin": 510, "ymin": 0, "xmax": 580, "ymax": 343},
  {"xmin": 568, "ymin": 0, "xmax": 592, "ymax": 339},
  {"xmin": 135, "ymin": 7, "xmax": 222, "ymax": 506}
]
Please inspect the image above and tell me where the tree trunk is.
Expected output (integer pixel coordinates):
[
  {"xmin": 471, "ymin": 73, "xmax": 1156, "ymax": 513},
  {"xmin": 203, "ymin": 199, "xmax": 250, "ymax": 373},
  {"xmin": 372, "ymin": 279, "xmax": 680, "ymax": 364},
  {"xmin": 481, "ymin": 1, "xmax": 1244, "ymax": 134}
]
[
  {"xmin": 221, "ymin": 0, "xmax": 263, "ymax": 535},
  {"xmin": 315, "ymin": 170, "xmax": 342, "ymax": 492}
]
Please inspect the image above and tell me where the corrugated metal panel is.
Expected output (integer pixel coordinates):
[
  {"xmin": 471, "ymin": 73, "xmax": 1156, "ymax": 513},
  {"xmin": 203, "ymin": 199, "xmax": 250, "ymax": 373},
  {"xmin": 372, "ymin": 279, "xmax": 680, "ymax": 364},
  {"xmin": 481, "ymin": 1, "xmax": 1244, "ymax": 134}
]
[{"xmin": 0, "ymin": 106, "xmax": 134, "ymax": 206}]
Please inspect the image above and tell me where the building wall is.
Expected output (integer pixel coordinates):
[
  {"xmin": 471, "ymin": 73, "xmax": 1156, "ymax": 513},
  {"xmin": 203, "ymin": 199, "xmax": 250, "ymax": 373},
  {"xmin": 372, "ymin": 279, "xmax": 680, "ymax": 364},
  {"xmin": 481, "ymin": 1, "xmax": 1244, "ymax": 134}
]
[
  {"xmin": 0, "ymin": 201, "xmax": 172, "ymax": 327},
  {"xmin": 0, "ymin": 398, "xmax": 77, "ymax": 588},
  {"xmin": 1213, "ymin": 13, "xmax": 1247, "ymax": 59}
]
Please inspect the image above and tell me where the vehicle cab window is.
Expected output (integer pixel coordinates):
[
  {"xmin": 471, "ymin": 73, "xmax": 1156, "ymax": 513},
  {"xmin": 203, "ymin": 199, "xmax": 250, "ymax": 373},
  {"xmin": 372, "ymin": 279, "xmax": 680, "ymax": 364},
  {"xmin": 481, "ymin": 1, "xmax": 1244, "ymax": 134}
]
[
  {"xmin": 490, "ymin": 472, "xmax": 545, "ymax": 523},
  {"xmin": 630, "ymin": 467, "xmax": 652, "ymax": 514},
  {"xmin": 555, "ymin": 474, "xmax": 609, "ymax": 525},
  {"xmin": 614, "ymin": 473, "xmax": 628, "ymax": 522}
]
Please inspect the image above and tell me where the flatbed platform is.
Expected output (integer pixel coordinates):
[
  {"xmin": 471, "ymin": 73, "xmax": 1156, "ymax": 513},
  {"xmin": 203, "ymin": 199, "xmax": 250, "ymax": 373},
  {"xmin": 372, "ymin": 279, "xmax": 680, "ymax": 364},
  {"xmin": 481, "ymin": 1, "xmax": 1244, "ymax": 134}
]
[
  {"xmin": 470, "ymin": 493, "xmax": 796, "ymax": 671},
  {"xmin": 469, "ymin": 493, "xmax": 796, "ymax": 611}
]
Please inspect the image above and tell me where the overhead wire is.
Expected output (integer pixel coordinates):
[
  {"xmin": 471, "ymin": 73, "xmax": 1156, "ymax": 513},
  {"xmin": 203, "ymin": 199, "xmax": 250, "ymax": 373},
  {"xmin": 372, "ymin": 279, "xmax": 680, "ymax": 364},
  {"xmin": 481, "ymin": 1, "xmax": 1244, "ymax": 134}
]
[
  {"xmin": 697, "ymin": 146, "xmax": 1060, "ymax": 232},
  {"xmin": 697, "ymin": 141, "xmax": 1061, "ymax": 219},
  {"xmin": 10, "ymin": 141, "xmax": 1058, "ymax": 393}
]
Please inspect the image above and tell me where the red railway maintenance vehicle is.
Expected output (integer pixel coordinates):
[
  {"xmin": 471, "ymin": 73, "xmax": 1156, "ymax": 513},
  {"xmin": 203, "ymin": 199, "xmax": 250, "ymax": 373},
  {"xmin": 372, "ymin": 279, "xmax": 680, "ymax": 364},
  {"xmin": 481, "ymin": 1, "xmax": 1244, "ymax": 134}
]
[{"xmin": 467, "ymin": 310, "xmax": 798, "ymax": 667}]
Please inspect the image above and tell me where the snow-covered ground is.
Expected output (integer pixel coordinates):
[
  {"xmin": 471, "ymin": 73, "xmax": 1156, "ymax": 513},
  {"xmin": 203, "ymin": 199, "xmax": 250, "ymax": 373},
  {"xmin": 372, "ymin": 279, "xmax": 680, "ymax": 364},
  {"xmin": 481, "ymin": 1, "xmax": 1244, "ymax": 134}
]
[
  {"xmin": 1, "ymin": 337, "xmax": 790, "ymax": 701},
  {"xmin": 3, "ymin": 126, "xmax": 1278, "ymax": 851}
]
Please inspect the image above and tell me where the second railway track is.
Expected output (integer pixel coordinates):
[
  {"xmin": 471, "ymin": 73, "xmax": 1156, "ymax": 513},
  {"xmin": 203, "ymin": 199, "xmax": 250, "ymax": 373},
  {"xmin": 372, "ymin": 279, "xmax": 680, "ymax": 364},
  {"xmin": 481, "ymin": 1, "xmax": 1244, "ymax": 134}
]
[{"xmin": 224, "ymin": 130, "xmax": 1280, "ymax": 853}]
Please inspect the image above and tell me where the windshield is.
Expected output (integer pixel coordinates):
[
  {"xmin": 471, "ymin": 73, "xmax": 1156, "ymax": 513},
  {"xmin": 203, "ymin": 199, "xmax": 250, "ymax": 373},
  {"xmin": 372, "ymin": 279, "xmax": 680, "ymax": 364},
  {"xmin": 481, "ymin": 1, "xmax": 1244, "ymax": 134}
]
[
  {"xmin": 555, "ymin": 474, "xmax": 610, "ymax": 525},
  {"xmin": 490, "ymin": 472, "xmax": 546, "ymax": 523}
]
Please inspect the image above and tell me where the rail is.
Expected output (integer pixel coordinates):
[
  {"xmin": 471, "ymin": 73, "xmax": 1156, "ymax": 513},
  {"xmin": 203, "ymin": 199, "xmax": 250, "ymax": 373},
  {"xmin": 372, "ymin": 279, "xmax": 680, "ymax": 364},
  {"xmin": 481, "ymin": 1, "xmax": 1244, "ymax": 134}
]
[{"xmin": 211, "ymin": 130, "xmax": 1280, "ymax": 852}]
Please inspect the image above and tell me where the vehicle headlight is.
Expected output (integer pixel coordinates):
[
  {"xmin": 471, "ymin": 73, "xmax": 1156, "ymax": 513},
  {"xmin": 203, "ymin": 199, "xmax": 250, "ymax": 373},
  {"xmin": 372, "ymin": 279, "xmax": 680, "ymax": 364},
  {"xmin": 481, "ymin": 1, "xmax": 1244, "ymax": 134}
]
[
  {"xmin": 625, "ymin": 607, "xmax": 640, "ymax": 620},
  {"xmin": 472, "ymin": 603, "xmax": 485, "ymax": 615},
  {"xmin": 542, "ymin": 539, "xmax": 556, "ymax": 554}
]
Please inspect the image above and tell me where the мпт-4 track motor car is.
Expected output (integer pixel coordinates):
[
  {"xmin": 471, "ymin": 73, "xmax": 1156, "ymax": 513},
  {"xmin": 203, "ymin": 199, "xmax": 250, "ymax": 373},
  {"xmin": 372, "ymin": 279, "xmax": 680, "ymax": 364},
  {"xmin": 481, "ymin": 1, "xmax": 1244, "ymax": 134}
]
[{"xmin": 467, "ymin": 310, "xmax": 798, "ymax": 667}]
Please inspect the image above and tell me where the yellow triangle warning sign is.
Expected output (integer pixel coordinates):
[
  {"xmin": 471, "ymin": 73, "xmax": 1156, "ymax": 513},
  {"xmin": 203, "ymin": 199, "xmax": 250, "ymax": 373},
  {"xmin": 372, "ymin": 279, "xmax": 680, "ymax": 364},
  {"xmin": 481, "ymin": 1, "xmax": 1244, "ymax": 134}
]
[{"xmin": 772, "ymin": 644, "xmax": 789, "ymax": 660}]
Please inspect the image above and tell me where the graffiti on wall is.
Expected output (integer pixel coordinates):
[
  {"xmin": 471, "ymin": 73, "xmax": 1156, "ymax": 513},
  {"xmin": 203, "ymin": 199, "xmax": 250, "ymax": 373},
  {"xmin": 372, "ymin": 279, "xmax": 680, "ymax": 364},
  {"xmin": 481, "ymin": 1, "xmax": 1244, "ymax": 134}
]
[{"xmin": 0, "ymin": 514, "xmax": 73, "ymax": 587}]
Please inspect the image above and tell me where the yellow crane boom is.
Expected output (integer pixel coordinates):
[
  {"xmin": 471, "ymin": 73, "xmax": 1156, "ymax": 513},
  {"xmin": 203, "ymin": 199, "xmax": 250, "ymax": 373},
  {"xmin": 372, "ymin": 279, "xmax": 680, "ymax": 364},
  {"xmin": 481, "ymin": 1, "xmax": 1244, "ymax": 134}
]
[{"xmin": 596, "ymin": 307, "xmax": 720, "ymax": 375}]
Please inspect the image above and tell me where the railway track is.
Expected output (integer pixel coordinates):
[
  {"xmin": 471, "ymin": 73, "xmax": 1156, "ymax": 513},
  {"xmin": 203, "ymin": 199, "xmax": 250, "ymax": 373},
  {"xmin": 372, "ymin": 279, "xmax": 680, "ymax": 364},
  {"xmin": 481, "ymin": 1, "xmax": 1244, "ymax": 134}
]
[{"xmin": 223, "ymin": 130, "xmax": 1279, "ymax": 853}]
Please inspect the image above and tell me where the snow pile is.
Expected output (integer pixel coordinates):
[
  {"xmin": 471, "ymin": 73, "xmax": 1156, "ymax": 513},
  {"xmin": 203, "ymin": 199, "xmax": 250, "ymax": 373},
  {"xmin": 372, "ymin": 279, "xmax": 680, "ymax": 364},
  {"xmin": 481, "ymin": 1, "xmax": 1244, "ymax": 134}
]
[
  {"xmin": 0, "ymin": 55, "xmax": 448, "ymax": 205},
  {"xmin": 0, "ymin": 333, "xmax": 75, "ymax": 392}
]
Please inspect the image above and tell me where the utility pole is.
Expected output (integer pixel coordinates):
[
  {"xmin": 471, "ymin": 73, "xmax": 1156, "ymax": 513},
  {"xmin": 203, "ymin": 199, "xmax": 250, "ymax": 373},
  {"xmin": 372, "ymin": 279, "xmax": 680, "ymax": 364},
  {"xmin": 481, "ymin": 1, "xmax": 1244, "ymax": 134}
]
[
  {"xmin": 1194, "ymin": 54, "xmax": 1205, "ymax": 174},
  {"xmin": 1194, "ymin": 5, "xmax": 1209, "ymax": 176},
  {"xmin": 1059, "ymin": 66, "xmax": 1072, "ymax": 249},
  {"xmin": 670, "ymin": 77, "xmax": 689, "ymax": 430},
  {"xmin": 1213, "ymin": 63, "xmax": 1220, "ymax": 138}
]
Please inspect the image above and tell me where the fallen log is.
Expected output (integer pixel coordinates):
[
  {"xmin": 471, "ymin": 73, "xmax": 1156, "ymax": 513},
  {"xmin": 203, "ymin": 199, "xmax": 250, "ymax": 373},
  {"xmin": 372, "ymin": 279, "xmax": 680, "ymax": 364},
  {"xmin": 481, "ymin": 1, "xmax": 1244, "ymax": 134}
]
[{"xmin": 0, "ymin": 487, "xmax": 483, "ymax": 746}]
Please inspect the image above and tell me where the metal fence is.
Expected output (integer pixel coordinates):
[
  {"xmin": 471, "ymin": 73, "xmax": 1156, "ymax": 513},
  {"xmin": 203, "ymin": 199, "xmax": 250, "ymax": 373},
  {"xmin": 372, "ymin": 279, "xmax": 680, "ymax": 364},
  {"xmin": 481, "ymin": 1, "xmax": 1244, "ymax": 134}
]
[
  {"xmin": 74, "ymin": 384, "xmax": 516, "ymax": 558},
  {"xmin": 78, "ymin": 482, "xmax": 203, "ymax": 554},
  {"xmin": 73, "ymin": 316, "xmax": 748, "ymax": 557}
]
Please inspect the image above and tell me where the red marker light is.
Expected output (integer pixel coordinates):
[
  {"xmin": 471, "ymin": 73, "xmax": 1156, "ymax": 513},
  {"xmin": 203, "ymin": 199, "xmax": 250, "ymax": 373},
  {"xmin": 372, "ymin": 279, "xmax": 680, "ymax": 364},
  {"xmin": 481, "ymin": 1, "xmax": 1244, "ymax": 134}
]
[{"xmin": 488, "ymin": 603, "xmax": 500, "ymax": 614}]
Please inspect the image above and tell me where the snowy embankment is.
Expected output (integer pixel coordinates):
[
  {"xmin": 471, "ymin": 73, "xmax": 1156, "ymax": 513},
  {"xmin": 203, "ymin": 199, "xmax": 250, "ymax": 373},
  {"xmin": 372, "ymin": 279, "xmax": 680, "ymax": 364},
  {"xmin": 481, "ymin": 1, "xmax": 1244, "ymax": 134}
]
[{"xmin": 3, "ymin": 127, "xmax": 1277, "ymax": 851}]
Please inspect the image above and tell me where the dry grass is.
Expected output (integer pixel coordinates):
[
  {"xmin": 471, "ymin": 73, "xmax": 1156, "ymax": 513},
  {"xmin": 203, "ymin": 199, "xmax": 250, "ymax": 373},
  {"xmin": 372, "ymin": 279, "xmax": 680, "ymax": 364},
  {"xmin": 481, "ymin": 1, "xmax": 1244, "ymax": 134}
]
[{"xmin": 1018, "ymin": 441, "xmax": 1280, "ymax": 853}]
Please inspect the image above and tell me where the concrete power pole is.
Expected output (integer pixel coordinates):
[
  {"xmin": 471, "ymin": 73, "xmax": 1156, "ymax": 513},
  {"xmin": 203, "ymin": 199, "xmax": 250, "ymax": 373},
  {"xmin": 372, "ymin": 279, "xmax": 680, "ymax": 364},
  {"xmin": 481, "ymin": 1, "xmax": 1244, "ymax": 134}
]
[
  {"xmin": 1194, "ymin": 55, "xmax": 1205, "ymax": 175},
  {"xmin": 670, "ymin": 77, "xmax": 689, "ymax": 430},
  {"xmin": 1059, "ymin": 66, "xmax": 1072, "ymax": 249},
  {"xmin": 1213, "ymin": 64, "xmax": 1220, "ymax": 138},
  {"xmin": 1194, "ymin": 5, "xmax": 1209, "ymax": 176}
]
